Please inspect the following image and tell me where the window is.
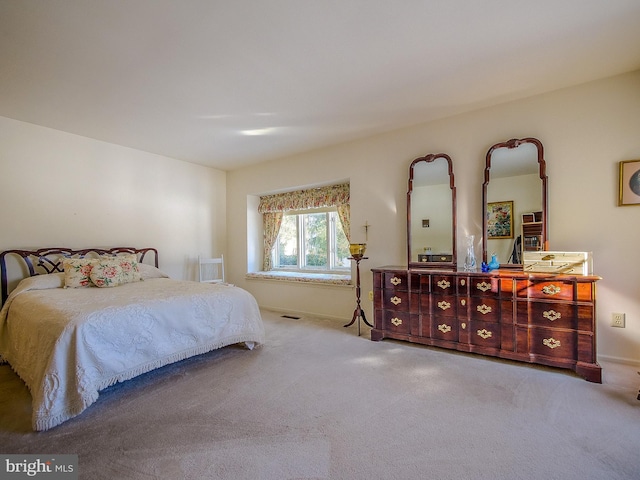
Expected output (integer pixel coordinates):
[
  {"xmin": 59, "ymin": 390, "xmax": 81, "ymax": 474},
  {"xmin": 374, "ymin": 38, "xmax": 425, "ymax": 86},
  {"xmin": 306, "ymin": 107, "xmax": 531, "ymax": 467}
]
[
  {"xmin": 257, "ymin": 183, "xmax": 350, "ymax": 275},
  {"xmin": 273, "ymin": 209, "xmax": 350, "ymax": 273}
]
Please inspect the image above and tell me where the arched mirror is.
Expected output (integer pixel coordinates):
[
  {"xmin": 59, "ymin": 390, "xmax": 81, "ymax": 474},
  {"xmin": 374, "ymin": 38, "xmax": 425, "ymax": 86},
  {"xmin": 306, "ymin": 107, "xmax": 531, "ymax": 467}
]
[
  {"xmin": 482, "ymin": 137, "xmax": 547, "ymax": 267},
  {"xmin": 408, "ymin": 153, "xmax": 456, "ymax": 269}
]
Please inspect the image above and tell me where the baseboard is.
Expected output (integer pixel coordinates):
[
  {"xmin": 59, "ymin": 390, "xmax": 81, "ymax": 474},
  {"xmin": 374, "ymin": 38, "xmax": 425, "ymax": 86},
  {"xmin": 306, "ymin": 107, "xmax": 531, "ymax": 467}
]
[{"xmin": 598, "ymin": 354, "xmax": 640, "ymax": 368}]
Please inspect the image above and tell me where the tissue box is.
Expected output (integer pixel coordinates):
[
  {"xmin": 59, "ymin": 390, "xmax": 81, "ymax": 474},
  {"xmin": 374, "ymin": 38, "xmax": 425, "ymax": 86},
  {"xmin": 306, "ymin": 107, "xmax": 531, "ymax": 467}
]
[{"xmin": 523, "ymin": 251, "xmax": 593, "ymax": 275}]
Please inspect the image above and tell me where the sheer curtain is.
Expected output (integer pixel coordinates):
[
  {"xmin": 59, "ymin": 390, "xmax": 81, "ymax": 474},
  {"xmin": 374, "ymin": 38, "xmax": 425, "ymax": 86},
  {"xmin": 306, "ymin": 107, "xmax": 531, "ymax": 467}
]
[{"xmin": 258, "ymin": 183, "xmax": 350, "ymax": 270}]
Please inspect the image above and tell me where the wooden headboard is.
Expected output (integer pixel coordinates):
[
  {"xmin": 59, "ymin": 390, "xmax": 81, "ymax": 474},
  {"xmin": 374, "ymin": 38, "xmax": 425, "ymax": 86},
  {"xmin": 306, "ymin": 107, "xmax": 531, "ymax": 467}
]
[{"xmin": 0, "ymin": 247, "xmax": 158, "ymax": 305}]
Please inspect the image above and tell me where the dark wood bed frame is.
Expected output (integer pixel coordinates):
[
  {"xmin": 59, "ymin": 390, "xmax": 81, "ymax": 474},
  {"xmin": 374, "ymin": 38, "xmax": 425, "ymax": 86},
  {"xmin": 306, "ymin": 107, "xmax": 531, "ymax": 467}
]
[{"xmin": 0, "ymin": 247, "xmax": 158, "ymax": 305}]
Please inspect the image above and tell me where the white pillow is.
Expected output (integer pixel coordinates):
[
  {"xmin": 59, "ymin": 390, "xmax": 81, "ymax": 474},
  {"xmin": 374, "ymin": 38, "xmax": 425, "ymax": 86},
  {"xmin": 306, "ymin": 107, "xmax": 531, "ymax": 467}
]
[{"xmin": 138, "ymin": 263, "xmax": 170, "ymax": 280}]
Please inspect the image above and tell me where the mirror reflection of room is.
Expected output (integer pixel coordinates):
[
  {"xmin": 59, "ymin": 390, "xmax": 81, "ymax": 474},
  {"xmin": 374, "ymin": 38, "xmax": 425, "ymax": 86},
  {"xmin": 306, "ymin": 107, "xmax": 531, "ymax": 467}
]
[
  {"xmin": 484, "ymin": 139, "xmax": 546, "ymax": 265},
  {"xmin": 407, "ymin": 153, "xmax": 456, "ymax": 268}
]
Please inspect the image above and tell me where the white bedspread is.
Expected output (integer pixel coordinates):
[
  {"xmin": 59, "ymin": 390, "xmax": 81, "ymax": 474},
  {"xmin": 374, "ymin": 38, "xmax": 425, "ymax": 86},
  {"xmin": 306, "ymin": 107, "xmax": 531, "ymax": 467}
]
[{"xmin": 0, "ymin": 273, "xmax": 265, "ymax": 431}]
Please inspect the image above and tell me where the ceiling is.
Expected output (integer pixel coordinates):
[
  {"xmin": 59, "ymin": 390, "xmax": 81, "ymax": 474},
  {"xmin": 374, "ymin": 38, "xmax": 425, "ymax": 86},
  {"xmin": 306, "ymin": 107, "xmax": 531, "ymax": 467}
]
[{"xmin": 2, "ymin": 1, "xmax": 640, "ymax": 171}]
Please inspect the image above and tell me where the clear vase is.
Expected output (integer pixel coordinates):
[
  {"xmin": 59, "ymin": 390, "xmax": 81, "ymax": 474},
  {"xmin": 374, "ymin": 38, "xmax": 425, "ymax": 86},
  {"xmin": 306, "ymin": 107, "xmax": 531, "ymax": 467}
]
[{"xmin": 463, "ymin": 235, "xmax": 477, "ymax": 271}]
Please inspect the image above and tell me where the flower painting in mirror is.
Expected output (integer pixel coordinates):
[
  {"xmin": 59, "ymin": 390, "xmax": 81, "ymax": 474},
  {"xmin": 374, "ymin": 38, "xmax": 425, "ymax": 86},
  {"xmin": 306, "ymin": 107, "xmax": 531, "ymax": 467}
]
[
  {"xmin": 487, "ymin": 201, "xmax": 514, "ymax": 239},
  {"xmin": 619, "ymin": 159, "xmax": 640, "ymax": 206}
]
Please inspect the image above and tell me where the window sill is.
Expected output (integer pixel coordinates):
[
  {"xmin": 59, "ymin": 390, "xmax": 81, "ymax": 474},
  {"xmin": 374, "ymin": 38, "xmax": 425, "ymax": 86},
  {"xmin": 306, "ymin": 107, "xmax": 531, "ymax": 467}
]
[{"xmin": 246, "ymin": 270, "xmax": 352, "ymax": 287}]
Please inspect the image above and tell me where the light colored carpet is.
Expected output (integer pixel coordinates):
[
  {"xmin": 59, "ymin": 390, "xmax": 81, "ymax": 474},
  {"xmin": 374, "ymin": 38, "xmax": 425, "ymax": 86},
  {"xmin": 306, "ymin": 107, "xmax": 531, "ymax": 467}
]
[{"xmin": 0, "ymin": 309, "xmax": 638, "ymax": 480}]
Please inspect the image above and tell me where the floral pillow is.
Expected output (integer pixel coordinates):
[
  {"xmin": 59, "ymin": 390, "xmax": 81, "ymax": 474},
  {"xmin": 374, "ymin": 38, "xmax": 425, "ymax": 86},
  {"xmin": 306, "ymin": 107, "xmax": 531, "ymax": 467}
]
[
  {"xmin": 89, "ymin": 254, "xmax": 142, "ymax": 288},
  {"xmin": 112, "ymin": 253, "xmax": 142, "ymax": 284},
  {"xmin": 89, "ymin": 260, "xmax": 125, "ymax": 288},
  {"xmin": 63, "ymin": 258, "xmax": 98, "ymax": 288},
  {"xmin": 63, "ymin": 254, "xmax": 142, "ymax": 288}
]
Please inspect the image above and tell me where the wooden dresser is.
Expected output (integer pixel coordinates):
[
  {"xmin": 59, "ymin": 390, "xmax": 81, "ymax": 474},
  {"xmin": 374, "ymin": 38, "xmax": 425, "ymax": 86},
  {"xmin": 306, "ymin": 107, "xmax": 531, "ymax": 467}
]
[{"xmin": 371, "ymin": 267, "xmax": 602, "ymax": 382}]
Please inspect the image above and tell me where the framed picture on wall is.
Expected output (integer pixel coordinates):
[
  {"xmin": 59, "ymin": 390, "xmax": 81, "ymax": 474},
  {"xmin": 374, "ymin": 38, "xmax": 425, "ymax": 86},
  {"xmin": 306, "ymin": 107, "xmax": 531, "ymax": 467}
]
[
  {"xmin": 487, "ymin": 201, "xmax": 514, "ymax": 239},
  {"xmin": 618, "ymin": 159, "xmax": 640, "ymax": 206}
]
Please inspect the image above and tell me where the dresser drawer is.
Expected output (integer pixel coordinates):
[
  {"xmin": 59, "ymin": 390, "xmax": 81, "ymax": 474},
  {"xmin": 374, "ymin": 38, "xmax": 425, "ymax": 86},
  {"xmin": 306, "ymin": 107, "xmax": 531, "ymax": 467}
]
[
  {"xmin": 526, "ymin": 327, "xmax": 577, "ymax": 360},
  {"xmin": 469, "ymin": 276, "xmax": 501, "ymax": 297},
  {"xmin": 382, "ymin": 310, "xmax": 412, "ymax": 335},
  {"xmin": 383, "ymin": 272, "xmax": 408, "ymax": 291},
  {"xmin": 432, "ymin": 317, "xmax": 459, "ymax": 342},
  {"xmin": 457, "ymin": 276, "xmax": 469, "ymax": 295},
  {"xmin": 431, "ymin": 294, "xmax": 457, "ymax": 317},
  {"xmin": 468, "ymin": 296, "xmax": 500, "ymax": 322},
  {"xmin": 468, "ymin": 320, "xmax": 502, "ymax": 349},
  {"xmin": 518, "ymin": 279, "xmax": 574, "ymax": 301},
  {"xmin": 417, "ymin": 254, "xmax": 452, "ymax": 263},
  {"xmin": 517, "ymin": 302, "xmax": 594, "ymax": 332},
  {"xmin": 382, "ymin": 290, "xmax": 410, "ymax": 311},
  {"xmin": 431, "ymin": 274, "xmax": 456, "ymax": 295}
]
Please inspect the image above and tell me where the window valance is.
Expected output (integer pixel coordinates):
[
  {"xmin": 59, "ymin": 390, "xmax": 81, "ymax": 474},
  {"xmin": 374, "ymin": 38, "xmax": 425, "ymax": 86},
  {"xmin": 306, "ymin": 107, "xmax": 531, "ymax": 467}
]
[{"xmin": 258, "ymin": 183, "xmax": 349, "ymax": 213}]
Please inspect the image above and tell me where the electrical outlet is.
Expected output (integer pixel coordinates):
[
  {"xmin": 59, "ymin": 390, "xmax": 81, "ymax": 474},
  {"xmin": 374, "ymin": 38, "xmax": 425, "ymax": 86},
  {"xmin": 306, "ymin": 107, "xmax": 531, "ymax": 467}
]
[{"xmin": 611, "ymin": 312, "xmax": 625, "ymax": 328}]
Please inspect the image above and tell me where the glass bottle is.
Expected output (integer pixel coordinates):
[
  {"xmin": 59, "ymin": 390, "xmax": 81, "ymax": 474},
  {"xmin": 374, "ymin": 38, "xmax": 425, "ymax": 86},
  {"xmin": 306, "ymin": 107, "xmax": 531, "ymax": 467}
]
[
  {"xmin": 464, "ymin": 235, "xmax": 477, "ymax": 271},
  {"xmin": 488, "ymin": 253, "xmax": 500, "ymax": 270}
]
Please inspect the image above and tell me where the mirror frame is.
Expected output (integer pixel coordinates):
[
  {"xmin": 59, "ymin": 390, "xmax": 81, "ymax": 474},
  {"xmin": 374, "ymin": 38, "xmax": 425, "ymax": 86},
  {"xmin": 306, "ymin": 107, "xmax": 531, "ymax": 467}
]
[
  {"xmin": 482, "ymin": 137, "xmax": 548, "ymax": 268},
  {"xmin": 407, "ymin": 153, "xmax": 457, "ymax": 270}
]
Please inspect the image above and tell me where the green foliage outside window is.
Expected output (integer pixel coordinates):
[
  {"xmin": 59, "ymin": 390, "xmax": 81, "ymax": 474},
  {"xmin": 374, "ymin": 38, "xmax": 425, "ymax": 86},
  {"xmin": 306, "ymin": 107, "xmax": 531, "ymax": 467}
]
[{"xmin": 275, "ymin": 210, "xmax": 349, "ymax": 271}]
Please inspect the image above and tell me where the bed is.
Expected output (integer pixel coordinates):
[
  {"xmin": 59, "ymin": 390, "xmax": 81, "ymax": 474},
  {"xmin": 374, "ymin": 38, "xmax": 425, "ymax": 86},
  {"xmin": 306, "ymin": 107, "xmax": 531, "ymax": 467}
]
[{"xmin": 0, "ymin": 247, "xmax": 265, "ymax": 431}]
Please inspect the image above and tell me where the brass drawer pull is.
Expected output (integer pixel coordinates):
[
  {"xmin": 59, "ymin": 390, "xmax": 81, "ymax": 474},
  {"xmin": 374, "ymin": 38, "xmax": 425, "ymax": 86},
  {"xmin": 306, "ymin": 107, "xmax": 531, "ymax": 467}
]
[
  {"xmin": 543, "ymin": 337, "xmax": 562, "ymax": 349},
  {"xmin": 460, "ymin": 279, "xmax": 466, "ymax": 286},
  {"xmin": 437, "ymin": 279, "xmax": 451, "ymax": 289},
  {"xmin": 390, "ymin": 276, "xmax": 402, "ymax": 286},
  {"xmin": 543, "ymin": 310, "xmax": 561, "ymax": 321},
  {"xmin": 437, "ymin": 300, "xmax": 451, "ymax": 311},
  {"xmin": 461, "ymin": 299, "xmax": 466, "ymax": 306},
  {"xmin": 476, "ymin": 281, "xmax": 491, "ymax": 292},
  {"xmin": 391, "ymin": 317, "xmax": 403, "ymax": 327},
  {"xmin": 477, "ymin": 304, "xmax": 492, "ymax": 315},
  {"xmin": 438, "ymin": 323, "xmax": 452, "ymax": 333},
  {"xmin": 390, "ymin": 296, "xmax": 402, "ymax": 305},
  {"xmin": 461, "ymin": 322, "xmax": 466, "ymax": 329},
  {"xmin": 477, "ymin": 329, "xmax": 492, "ymax": 339},
  {"xmin": 542, "ymin": 284, "xmax": 561, "ymax": 295}
]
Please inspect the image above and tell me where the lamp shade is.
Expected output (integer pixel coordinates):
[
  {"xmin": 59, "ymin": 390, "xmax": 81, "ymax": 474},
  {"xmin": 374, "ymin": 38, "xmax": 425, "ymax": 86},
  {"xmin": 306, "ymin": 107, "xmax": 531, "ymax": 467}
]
[{"xmin": 349, "ymin": 243, "xmax": 366, "ymax": 257}]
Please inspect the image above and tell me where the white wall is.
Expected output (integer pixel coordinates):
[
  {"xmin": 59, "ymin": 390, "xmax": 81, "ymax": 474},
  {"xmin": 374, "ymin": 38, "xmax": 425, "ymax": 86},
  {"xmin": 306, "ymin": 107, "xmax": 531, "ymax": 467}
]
[
  {"xmin": 0, "ymin": 116, "xmax": 226, "ymax": 281},
  {"xmin": 228, "ymin": 70, "xmax": 640, "ymax": 365},
  {"xmin": 411, "ymin": 184, "xmax": 452, "ymax": 258}
]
